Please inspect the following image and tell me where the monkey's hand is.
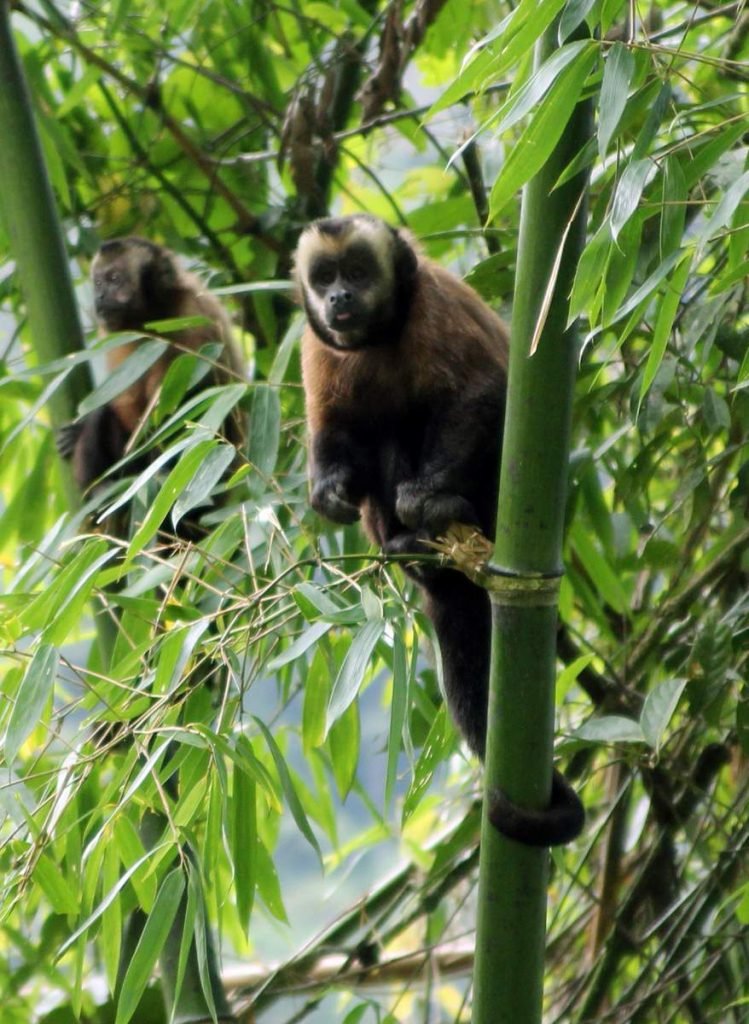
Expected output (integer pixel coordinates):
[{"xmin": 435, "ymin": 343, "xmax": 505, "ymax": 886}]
[
  {"xmin": 56, "ymin": 422, "xmax": 82, "ymax": 461},
  {"xmin": 311, "ymin": 470, "xmax": 361, "ymax": 525},
  {"xmin": 396, "ymin": 481, "xmax": 477, "ymax": 535}
]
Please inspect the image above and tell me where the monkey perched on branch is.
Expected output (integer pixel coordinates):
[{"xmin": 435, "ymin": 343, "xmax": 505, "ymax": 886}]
[
  {"xmin": 58, "ymin": 237, "xmax": 245, "ymax": 493},
  {"xmin": 295, "ymin": 214, "xmax": 584, "ymax": 847}
]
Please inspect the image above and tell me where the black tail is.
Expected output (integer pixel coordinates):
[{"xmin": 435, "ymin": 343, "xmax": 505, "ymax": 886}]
[
  {"xmin": 422, "ymin": 570, "xmax": 491, "ymax": 759},
  {"xmin": 422, "ymin": 569, "xmax": 585, "ymax": 846}
]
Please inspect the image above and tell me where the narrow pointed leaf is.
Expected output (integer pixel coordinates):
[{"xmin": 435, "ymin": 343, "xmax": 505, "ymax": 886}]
[{"xmin": 5, "ymin": 644, "xmax": 57, "ymax": 764}]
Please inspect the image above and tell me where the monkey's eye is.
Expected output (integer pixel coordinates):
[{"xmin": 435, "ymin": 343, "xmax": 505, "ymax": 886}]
[
  {"xmin": 311, "ymin": 261, "xmax": 336, "ymax": 288},
  {"xmin": 106, "ymin": 270, "xmax": 122, "ymax": 285},
  {"xmin": 347, "ymin": 263, "xmax": 368, "ymax": 284}
]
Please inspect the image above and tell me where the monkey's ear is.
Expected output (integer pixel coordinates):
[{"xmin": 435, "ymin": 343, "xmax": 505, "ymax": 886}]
[{"xmin": 392, "ymin": 230, "xmax": 418, "ymax": 282}]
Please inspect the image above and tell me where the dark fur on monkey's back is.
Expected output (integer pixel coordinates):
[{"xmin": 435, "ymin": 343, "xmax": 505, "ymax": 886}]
[
  {"xmin": 298, "ymin": 215, "xmax": 584, "ymax": 847},
  {"xmin": 60, "ymin": 236, "xmax": 244, "ymax": 492}
]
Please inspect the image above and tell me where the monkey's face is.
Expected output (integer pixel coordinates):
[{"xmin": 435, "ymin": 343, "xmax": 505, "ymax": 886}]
[
  {"xmin": 307, "ymin": 243, "xmax": 390, "ymax": 339},
  {"xmin": 296, "ymin": 216, "xmax": 408, "ymax": 350},
  {"xmin": 92, "ymin": 255, "xmax": 145, "ymax": 329}
]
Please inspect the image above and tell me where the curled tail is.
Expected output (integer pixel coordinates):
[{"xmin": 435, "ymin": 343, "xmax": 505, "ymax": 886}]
[{"xmin": 422, "ymin": 570, "xmax": 584, "ymax": 846}]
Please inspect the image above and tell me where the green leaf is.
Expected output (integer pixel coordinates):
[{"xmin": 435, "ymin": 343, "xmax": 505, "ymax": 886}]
[
  {"xmin": 598, "ymin": 43, "xmax": 635, "ymax": 157},
  {"xmin": 253, "ymin": 718, "xmax": 322, "ymax": 861},
  {"xmin": 171, "ymin": 442, "xmax": 236, "ymax": 527},
  {"xmin": 329, "ymin": 699, "xmax": 360, "ymax": 798},
  {"xmin": 703, "ymin": 389, "xmax": 731, "ymax": 433},
  {"xmin": 574, "ymin": 716, "xmax": 646, "ymax": 744},
  {"xmin": 640, "ymin": 678, "xmax": 687, "ymax": 750},
  {"xmin": 326, "ymin": 619, "xmax": 385, "ymax": 733},
  {"xmin": 267, "ymin": 620, "xmax": 332, "ymax": 671},
  {"xmin": 153, "ymin": 620, "xmax": 211, "ymax": 696},
  {"xmin": 639, "ymin": 252, "xmax": 692, "ymax": 407},
  {"xmin": 489, "ymin": 45, "xmax": 597, "ymax": 219},
  {"xmin": 660, "ymin": 155, "xmax": 687, "ymax": 258},
  {"xmin": 570, "ymin": 522, "xmax": 630, "ymax": 615},
  {"xmin": 385, "ymin": 632, "xmax": 409, "ymax": 808},
  {"xmin": 558, "ymin": 0, "xmax": 597, "ymax": 41},
  {"xmin": 126, "ymin": 440, "xmax": 217, "ymax": 559},
  {"xmin": 610, "ymin": 158, "xmax": 654, "ymax": 241},
  {"xmin": 5, "ymin": 643, "xmax": 57, "ymax": 764},
  {"xmin": 77, "ymin": 339, "xmax": 166, "ymax": 416},
  {"xmin": 255, "ymin": 838, "xmax": 288, "ymax": 923},
  {"xmin": 695, "ymin": 169, "xmax": 749, "ymax": 247},
  {"xmin": 33, "ymin": 852, "xmax": 79, "ymax": 915},
  {"xmin": 116, "ymin": 869, "xmax": 185, "ymax": 1024},
  {"xmin": 248, "ymin": 383, "xmax": 281, "ymax": 480},
  {"xmin": 403, "ymin": 707, "xmax": 449, "ymax": 821},
  {"xmin": 497, "ymin": 40, "xmax": 594, "ymax": 136},
  {"xmin": 232, "ymin": 743, "xmax": 257, "ymax": 933}
]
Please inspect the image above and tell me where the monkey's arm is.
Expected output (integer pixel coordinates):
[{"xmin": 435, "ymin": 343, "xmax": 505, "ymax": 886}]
[
  {"xmin": 57, "ymin": 404, "xmax": 132, "ymax": 491},
  {"xmin": 396, "ymin": 386, "xmax": 503, "ymax": 533},
  {"xmin": 309, "ymin": 421, "xmax": 374, "ymax": 525}
]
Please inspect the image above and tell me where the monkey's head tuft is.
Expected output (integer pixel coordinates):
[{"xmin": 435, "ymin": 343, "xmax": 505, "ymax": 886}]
[{"xmin": 294, "ymin": 215, "xmax": 418, "ymax": 351}]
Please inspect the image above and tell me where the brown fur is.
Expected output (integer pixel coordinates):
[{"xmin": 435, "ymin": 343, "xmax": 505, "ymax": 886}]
[
  {"xmin": 295, "ymin": 215, "xmax": 584, "ymax": 845},
  {"xmin": 302, "ymin": 257, "xmax": 508, "ymax": 435},
  {"xmin": 61, "ymin": 238, "xmax": 245, "ymax": 492}
]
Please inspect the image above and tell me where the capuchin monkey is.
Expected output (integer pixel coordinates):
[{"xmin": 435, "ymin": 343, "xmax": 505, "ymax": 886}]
[
  {"xmin": 58, "ymin": 237, "xmax": 245, "ymax": 492},
  {"xmin": 295, "ymin": 214, "xmax": 584, "ymax": 847}
]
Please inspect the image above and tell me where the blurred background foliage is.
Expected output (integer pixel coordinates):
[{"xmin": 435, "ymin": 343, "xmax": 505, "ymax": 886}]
[{"xmin": 0, "ymin": 0, "xmax": 748, "ymax": 1021}]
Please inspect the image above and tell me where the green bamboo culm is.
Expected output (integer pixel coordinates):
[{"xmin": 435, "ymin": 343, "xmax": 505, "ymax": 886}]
[
  {"xmin": 472, "ymin": 26, "xmax": 594, "ymax": 1024},
  {"xmin": 0, "ymin": 0, "xmax": 90, "ymax": 508}
]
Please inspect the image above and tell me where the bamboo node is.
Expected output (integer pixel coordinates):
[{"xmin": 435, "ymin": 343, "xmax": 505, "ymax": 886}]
[{"xmin": 425, "ymin": 524, "xmax": 562, "ymax": 604}]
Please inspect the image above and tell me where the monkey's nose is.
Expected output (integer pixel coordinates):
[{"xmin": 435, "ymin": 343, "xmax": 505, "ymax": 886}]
[{"xmin": 329, "ymin": 289, "xmax": 353, "ymax": 310}]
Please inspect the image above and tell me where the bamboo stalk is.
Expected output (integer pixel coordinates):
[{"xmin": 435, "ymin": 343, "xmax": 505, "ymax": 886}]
[
  {"xmin": 0, "ymin": 0, "xmax": 89, "ymax": 507},
  {"xmin": 472, "ymin": 25, "xmax": 593, "ymax": 1024}
]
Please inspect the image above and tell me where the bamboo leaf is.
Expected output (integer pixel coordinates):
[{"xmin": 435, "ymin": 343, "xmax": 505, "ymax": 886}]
[
  {"xmin": 574, "ymin": 716, "xmax": 646, "ymax": 743},
  {"xmin": 326, "ymin": 619, "xmax": 385, "ymax": 733},
  {"xmin": 33, "ymin": 852, "xmax": 79, "ymax": 915},
  {"xmin": 695, "ymin": 169, "xmax": 749, "ymax": 246},
  {"xmin": 115, "ymin": 869, "xmax": 185, "ymax": 1024},
  {"xmin": 267, "ymin": 620, "xmax": 332, "ymax": 671},
  {"xmin": 77, "ymin": 339, "xmax": 166, "ymax": 416},
  {"xmin": 638, "ymin": 252, "xmax": 692, "ymax": 407},
  {"xmin": 126, "ymin": 440, "xmax": 216, "ymax": 558},
  {"xmin": 232, "ymin": 748, "xmax": 257, "ymax": 934},
  {"xmin": 153, "ymin": 620, "xmax": 211, "ymax": 696},
  {"xmin": 171, "ymin": 441, "xmax": 235, "ymax": 527},
  {"xmin": 385, "ymin": 632, "xmax": 409, "ymax": 808},
  {"xmin": 402, "ymin": 708, "xmax": 448, "ymax": 822},
  {"xmin": 329, "ymin": 699, "xmax": 360, "ymax": 798},
  {"xmin": 609, "ymin": 158, "xmax": 654, "ymax": 241},
  {"xmin": 641, "ymin": 678, "xmax": 687, "ymax": 750},
  {"xmin": 558, "ymin": 0, "xmax": 597, "ymax": 41},
  {"xmin": 253, "ymin": 717, "xmax": 322, "ymax": 861},
  {"xmin": 5, "ymin": 643, "xmax": 57, "ymax": 764},
  {"xmin": 598, "ymin": 43, "xmax": 635, "ymax": 157},
  {"xmin": 248, "ymin": 383, "xmax": 281, "ymax": 479},
  {"xmin": 489, "ymin": 46, "xmax": 597, "ymax": 219}
]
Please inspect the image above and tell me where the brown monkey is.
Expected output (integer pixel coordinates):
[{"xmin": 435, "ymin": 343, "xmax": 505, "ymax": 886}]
[
  {"xmin": 58, "ymin": 237, "xmax": 245, "ymax": 491},
  {"xmin": 295, "ymin": 214, "xmax": 583, "ymax": 846}
]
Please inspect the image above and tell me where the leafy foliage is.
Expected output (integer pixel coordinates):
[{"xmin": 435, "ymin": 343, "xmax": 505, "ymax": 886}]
[{"xmin": 1, "ymin": 0, "xmax": 748, "ymax": 1022}]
